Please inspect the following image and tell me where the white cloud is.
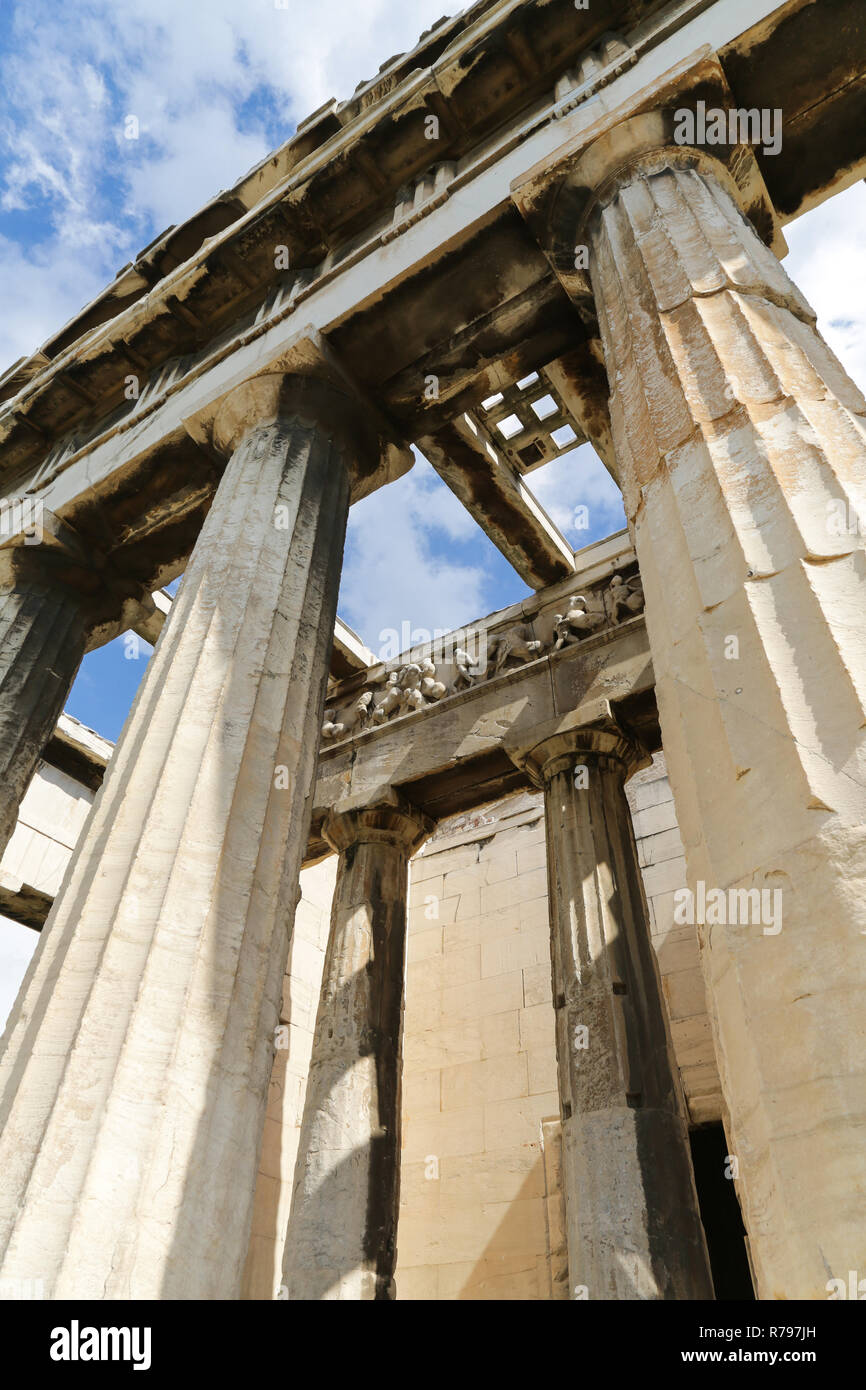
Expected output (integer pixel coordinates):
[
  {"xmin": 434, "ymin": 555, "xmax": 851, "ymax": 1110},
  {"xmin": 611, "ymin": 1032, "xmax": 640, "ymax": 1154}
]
[
  {"xmin": 0, "ymin": 234, "xmax": 108, "ymax": 373},
  {"xmin": 339, "ymin": 451, "xmax": 495, "ymax": 654},
  {"xmin": 528, "ymin": 442, "xmax": 626, "ymax": 541},
  {"xmin": 782, "ymin": 181, "xmax": 866, "ymax": 392},
  {"xmin": 124, "ymin": 105, "xmax": 270, "ymax": 232}
]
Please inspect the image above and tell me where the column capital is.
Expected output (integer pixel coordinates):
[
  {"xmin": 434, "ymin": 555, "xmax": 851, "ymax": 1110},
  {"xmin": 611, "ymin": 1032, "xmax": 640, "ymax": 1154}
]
[
  {"xmin": 513, "ymin": 86, "xmax": 787, "ymax": 292},
  {"xmin": 323, "ymin": 793, "xmax": 433, "ymax": 857},
  {"xmin": 211, "ymin": 371, "xmax": 376, "ymax": 458},
  {"xmin": 567, "ymin": 111, "xmax": 748, "ymax": 234},
  {"xmin": 195, "ymin": 332, "xmax": 413, "ymax": 505},
  {"xmin": 507, "ymin": 700, "xmax": 651, "ymax": 787}
]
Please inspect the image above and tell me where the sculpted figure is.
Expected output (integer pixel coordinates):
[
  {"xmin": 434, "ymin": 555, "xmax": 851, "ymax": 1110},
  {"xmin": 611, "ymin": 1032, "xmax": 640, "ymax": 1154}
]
[
  {"xmin": 321, "ymin": 689, "xmax": 373, "ymax": 740},
  {"xmin": 398, "ymin": 663, "xmax": 429, "ymax": 713},
  {"xmin": 402, "ymin": 686, "xmax": 428, "ymax": 713},
  {"xmin": 608, "ymin": 572, "xmax": 645, "ymax": 623},
  {"xmin": 452, "ymin": 647, "xmax": 486, "ymax": 689},
  {"xmin": 486, "ymin": 624, "xmax": 544, "ymax": 676},
  {"xmin": 417, "ymin": 656, "xmax": 447, "ymax": 701},
  {"xmin": 370, "ymin": 670, "xmax": 403, "ymax": 723},
  {"xmin": 327, "ymin": 657, "xmax": 449, "ymax": 736},
  {"xmin": 397, "ymin": 661, "xmax": 445, "ymax": 712},
  {"xmin": 552, "ymin": 597, "xmax": 605, "ymax": 649}
]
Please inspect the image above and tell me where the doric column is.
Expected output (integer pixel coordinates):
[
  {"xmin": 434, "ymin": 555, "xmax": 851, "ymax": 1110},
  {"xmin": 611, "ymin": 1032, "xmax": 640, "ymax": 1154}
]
[
  {"xmin": 511, "ymin": 709, "xmax": 713, "ymax": 1300},
  {"xmin": 282, "ymin": 796, "xmax": 432, "ymax": 1300},
  {"xmin": 564, "ymin": 119, "xmax": 866, "ymax": 1297},
  {"xmin": 0, "ymin": 529, "xmax": 146, "ymax": 863},
  {"xmin": 0, "ymin": 372, "xmax": 386, "ymax": 1299},
  {"xmin": 0, "ymin": 553, "xmax": 89, "ymax": 859}
]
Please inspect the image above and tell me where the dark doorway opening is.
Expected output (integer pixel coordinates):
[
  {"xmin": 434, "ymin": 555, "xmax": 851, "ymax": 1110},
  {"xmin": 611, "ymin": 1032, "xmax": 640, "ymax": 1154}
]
[{"xmin": 689, "ymin": 1122, "xmax": 755, "ymax": 1300}]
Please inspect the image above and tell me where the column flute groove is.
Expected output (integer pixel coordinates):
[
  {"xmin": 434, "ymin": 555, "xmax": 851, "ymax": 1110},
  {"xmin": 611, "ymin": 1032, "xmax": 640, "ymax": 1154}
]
[
  {"xmin": 0, "ymin": 372, "xmax": 382, "ymax": 1299},
  {"xmin": 557, "ymin": 118, "xmax": 866, "ymax": 1296},
  {"xmin": 511, "ymin": 710, "xmax": 713, "ymax": 1300},
  {"xmin": 282, "ymin": 796, "xmax": 432, "ymax": 1301}
]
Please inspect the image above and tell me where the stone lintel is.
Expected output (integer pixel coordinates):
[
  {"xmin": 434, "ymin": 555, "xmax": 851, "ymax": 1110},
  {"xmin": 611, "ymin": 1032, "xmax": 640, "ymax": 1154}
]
[
  {"xmin": 6, "ymin": 0, "xmax": 865, "ymax": 565},
  {"xmin": 0, "ymin": 14, "xmax": 810, "ymax": 588},
  {"xmin": 542, "ymin": 344, "xmax": 617, "ymax": 480},
  {"xmin": 418, "ymin": 415, "xmax": 576, "ymax": 590},
  {"xmin": 311, "ymin": 617, "xmax": 654, "ymax": 856}
]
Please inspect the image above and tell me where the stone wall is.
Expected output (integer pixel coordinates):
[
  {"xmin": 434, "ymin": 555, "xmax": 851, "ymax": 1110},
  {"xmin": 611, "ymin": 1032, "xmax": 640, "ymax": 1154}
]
[
  {"xmin": 0, "ymin": 721, "xmax": 110, "ymax": 1032},
  {"xmin": 0, "ymin": 762, "xmax": 97, "ymax": 902},
  {"xmin": 393, "ymin": 752, "xmax": 722, "ymax": 1300},
  {"xmin": 397, "ymin": 790, "xmax": 566, "ymax": 1300}
]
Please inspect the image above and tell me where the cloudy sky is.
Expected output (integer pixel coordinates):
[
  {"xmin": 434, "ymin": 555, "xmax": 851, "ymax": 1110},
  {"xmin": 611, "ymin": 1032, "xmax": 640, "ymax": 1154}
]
[{"xmin": 1, "ymin": 0, "xmax": 864, "ymax": 751}]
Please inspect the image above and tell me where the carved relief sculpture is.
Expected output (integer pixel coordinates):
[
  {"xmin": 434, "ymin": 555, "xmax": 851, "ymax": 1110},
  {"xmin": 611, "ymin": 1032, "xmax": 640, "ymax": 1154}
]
[
  {"xmin": 552, "ymin": 597, "xmax": 606, "ymax": 648},
  {"xmin": 322, "ymin": 690, "xmax": 373, "ymax": 740},
  {"xmin": 607, "ymin": 572, "xmax": 645, "ymax": 624},
  {"xmin": 485, "ymin": 623, "xmax": 544, "ymax": 675}
]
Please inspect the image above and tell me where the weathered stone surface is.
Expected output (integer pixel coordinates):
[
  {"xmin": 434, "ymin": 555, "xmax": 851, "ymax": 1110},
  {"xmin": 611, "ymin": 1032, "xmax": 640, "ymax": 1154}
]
[
  {"xmin": 282, "ymin": 796, "xmax": 432, "ymax": 1300},
  {"xmin": 8, "ymin": 5, "xmax": 865, "ymax": 602},
  {"xmin": 0, "ymin": 558, "xmax": 89, "ymax": 863},
  {"xmin": 418, "ymin": 416, "xmax": 576, "ymax": 590},
  {"xmin": 0, "ymin": 373, "xmax": 372, "ymax": 1299},
  {"xmin": 0, "ymin": 715, "xmax": 723, "ymax": 1299},
  {"xmin": 509, "ymin": 710, "xmax": 713, "ymax": 1300},
  {"xmin": 580, "ymin": 139, "xmax": 866, "ymax": 1298},
  {"xmin": 240, "ymin": 855, "xmax": 337, "ymax": 1302},
  {"xmin": 0, "ymin": 531, "xmax": 151, "ymax": 867}
]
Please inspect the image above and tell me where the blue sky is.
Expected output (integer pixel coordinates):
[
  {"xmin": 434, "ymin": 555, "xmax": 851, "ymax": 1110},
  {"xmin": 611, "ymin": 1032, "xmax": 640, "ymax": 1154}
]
[{"xmin": 2, "ymin": 0, "xmax": 865, "ymax": 743}]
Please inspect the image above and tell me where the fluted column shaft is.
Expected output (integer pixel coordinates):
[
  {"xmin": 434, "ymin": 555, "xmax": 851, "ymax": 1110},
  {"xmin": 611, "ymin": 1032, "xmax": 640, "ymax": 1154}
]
[
  {"xmin": 0, "ymin": 373, "xmax": 368, "ymax": 1299},
  {"xmin": 283, "ymin": 799, "xmax": 431, "ymax": 1300},
  {"xmin": 519, "ymin": 721, "xmax": 712, "ymax": 1299},
  {"xmin": 0, "ymin": 552, "xmax": 95, "ymax": 861},
  {"xmin": 582, "ymin": 143, "xmax": 866, "ymax": 1296}
]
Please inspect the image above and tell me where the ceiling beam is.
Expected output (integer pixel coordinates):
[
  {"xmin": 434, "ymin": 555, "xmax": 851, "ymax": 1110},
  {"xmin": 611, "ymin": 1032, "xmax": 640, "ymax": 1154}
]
[{"xmin": 418, "ymin": 414, "xmax": 575, "ymax": 590}]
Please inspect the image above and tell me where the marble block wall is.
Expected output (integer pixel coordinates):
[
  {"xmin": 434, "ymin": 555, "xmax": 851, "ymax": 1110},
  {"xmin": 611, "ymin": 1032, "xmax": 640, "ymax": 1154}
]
[{"xmin": 391, "ymin": 751, "xmax": 720, "ymax": 1300}]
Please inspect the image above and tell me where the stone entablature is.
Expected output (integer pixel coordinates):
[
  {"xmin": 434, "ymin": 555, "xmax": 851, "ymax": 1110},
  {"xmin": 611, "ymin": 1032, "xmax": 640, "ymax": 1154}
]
[
  {"xmin": 310, "ymin": 534, "xmax": 656, "ymax": 855},
  {"xmin": 1, "ymin": 0, "xmax": 862, "ymax": 614},
  {"xmin": 320, "ymin": 532, "xmax": 644, "ymax": 746},
  {"xmin": 0, "ymin": 5, "xmax": 698, "ymax": 432},
  {"xmin": 0, "ymin": 2, "xmax": 667, "ymax": 468}
]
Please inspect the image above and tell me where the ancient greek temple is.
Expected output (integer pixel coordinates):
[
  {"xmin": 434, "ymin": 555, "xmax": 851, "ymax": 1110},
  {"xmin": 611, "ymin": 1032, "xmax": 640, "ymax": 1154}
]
[{"xmin": 0, "ymin": 0, "xmax": 864, "ymax": 1302}]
